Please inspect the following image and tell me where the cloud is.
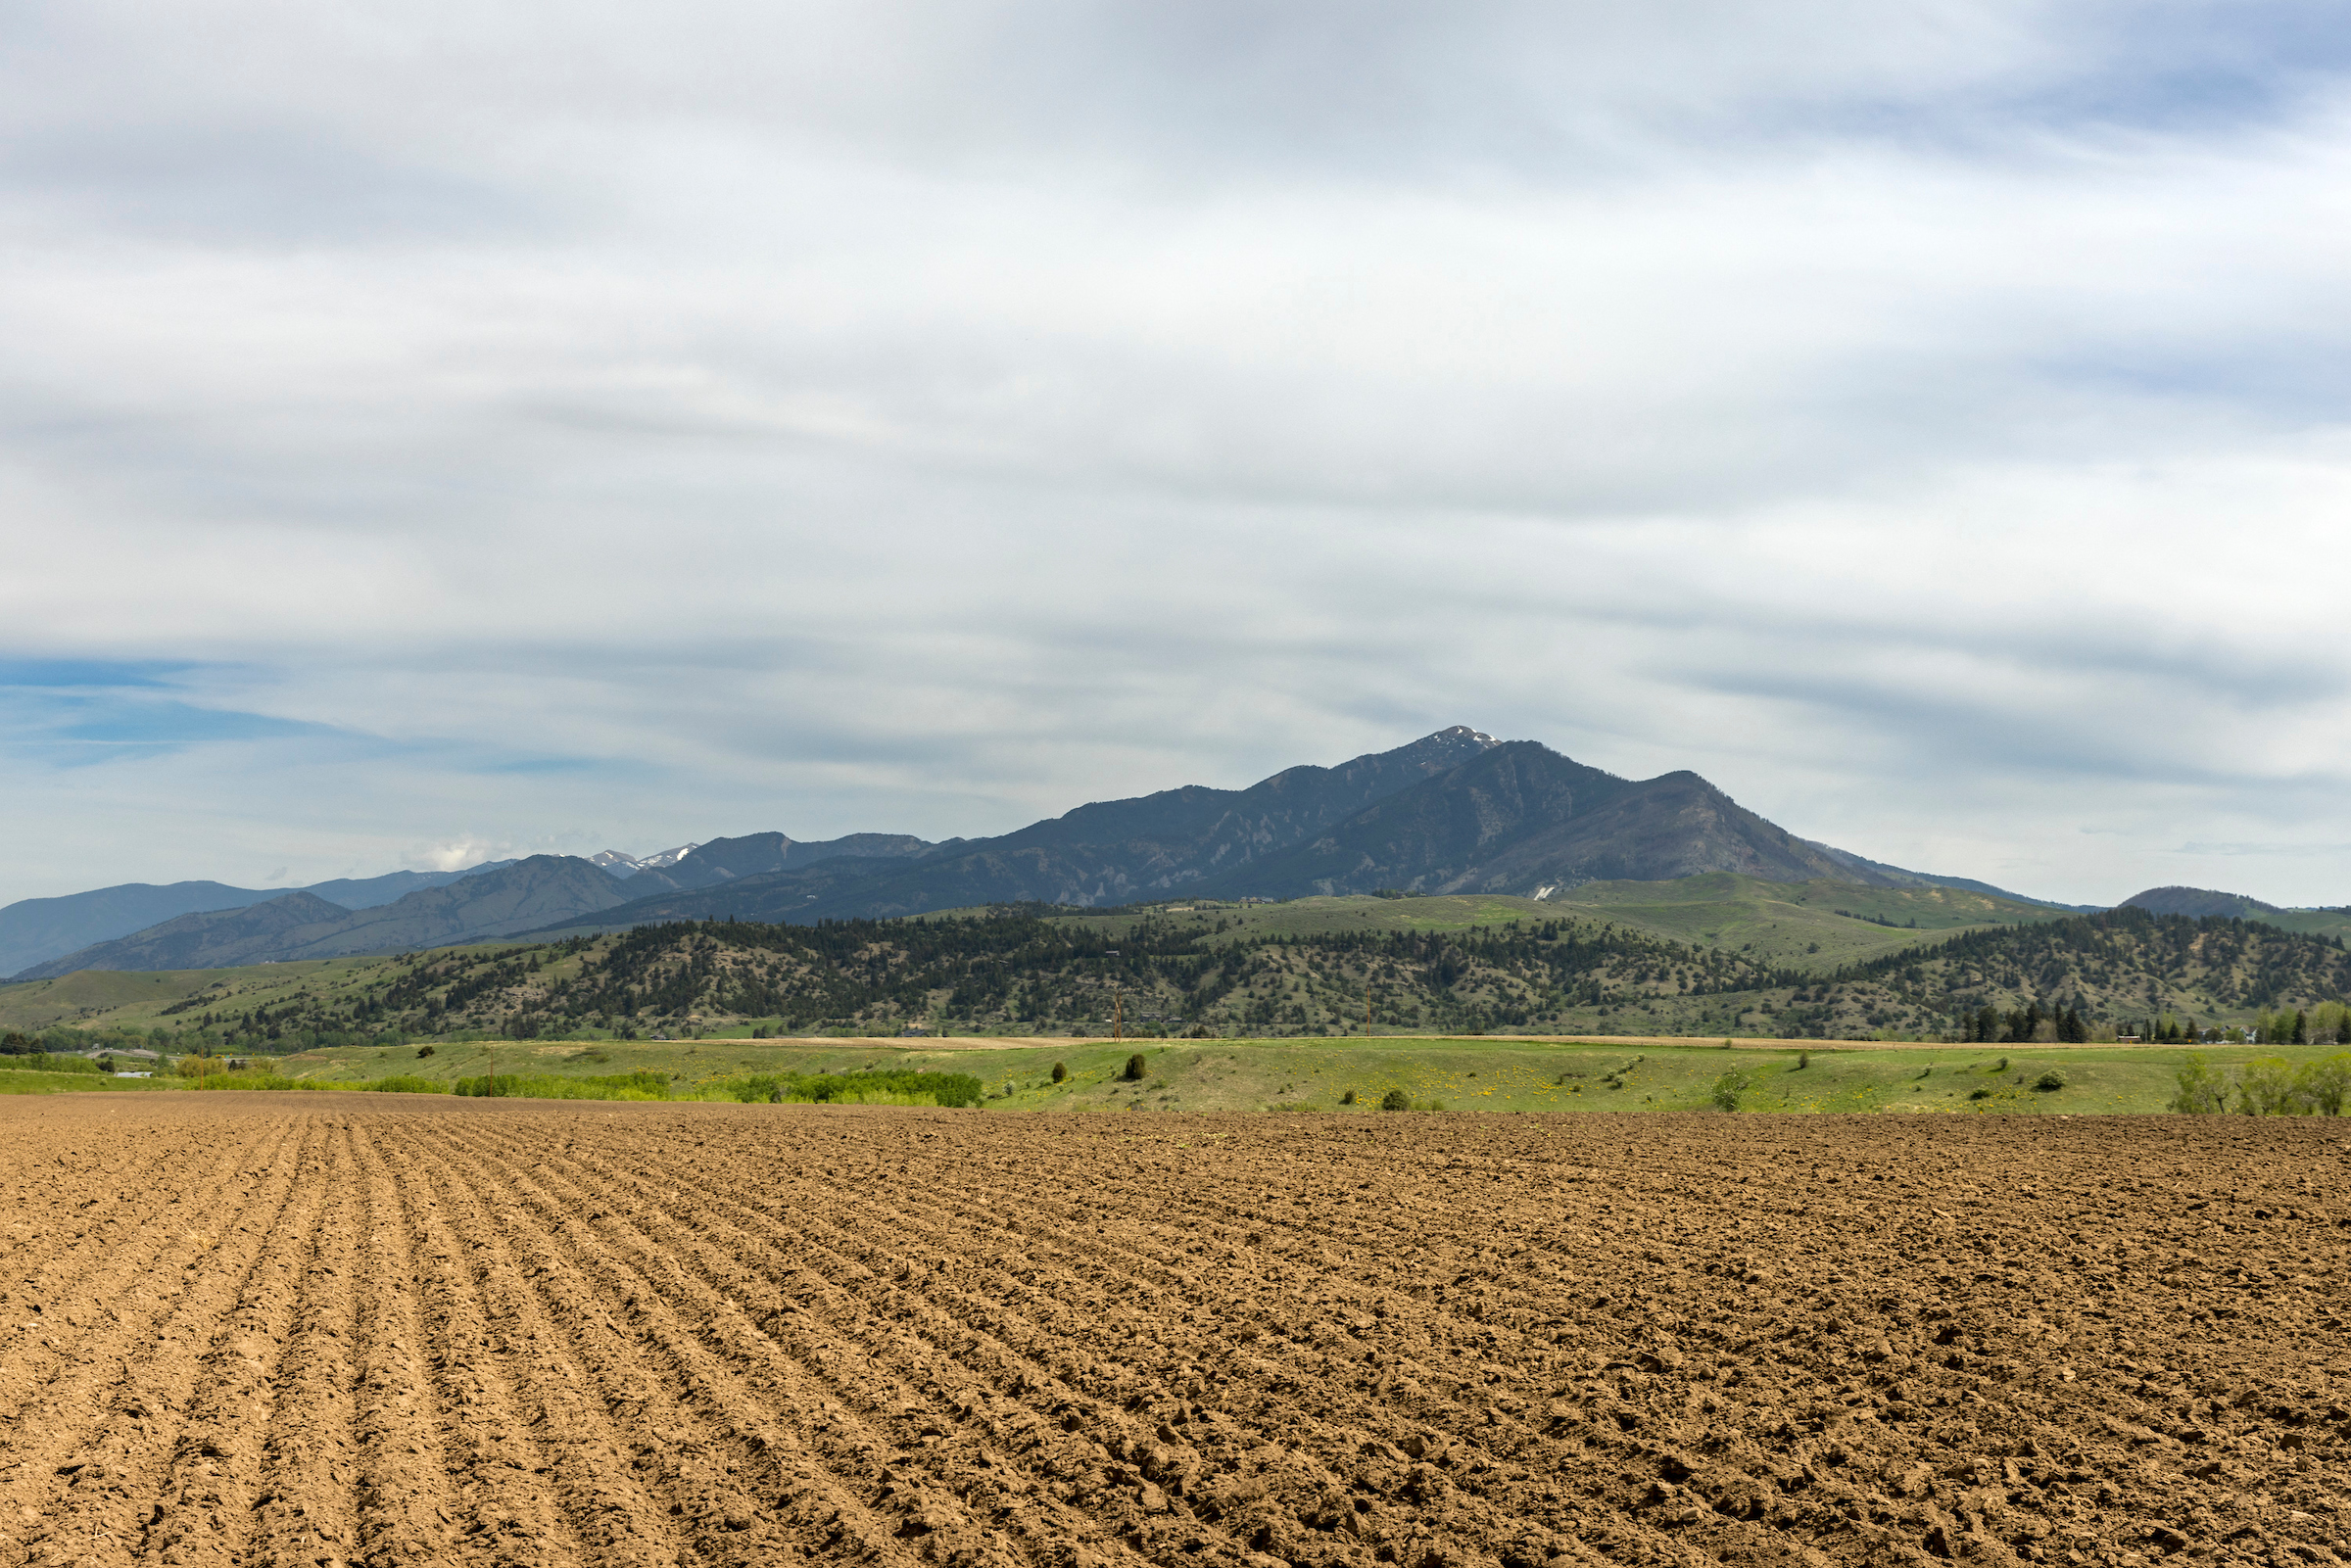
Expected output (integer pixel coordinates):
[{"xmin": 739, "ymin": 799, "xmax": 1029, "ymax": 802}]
[{"xmin": 0, "ymin": 1, "xmax": 2349, "ymax": 906}]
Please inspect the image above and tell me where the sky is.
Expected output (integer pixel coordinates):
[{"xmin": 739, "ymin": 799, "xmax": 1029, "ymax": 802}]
[{"xmin": 5, "ymin": 0, "xmax": 2351, "ymax": 908}]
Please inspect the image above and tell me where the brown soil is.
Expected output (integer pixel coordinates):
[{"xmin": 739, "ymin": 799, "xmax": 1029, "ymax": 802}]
[{"xmin": 1, "ymin": 1097, "xmax": 2343, "ymax": 1568}]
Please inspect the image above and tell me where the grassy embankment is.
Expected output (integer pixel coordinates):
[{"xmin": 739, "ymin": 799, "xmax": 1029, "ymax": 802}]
[{"xmin": 182, "ymin": 1034, "xmax": 2349, "ymax": 1115}]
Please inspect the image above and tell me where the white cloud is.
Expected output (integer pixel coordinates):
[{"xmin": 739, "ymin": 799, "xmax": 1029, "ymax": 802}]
[{"xmin": 2, "ymin": 1, "xmax": 2350, "ymax": 905}]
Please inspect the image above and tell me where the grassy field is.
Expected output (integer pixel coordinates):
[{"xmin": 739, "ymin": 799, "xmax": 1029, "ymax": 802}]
[
  {"xmin": 1038, "ymin": 878, "xmax": 2063, "ymax": 972},
  {"xmin": 107, "ymin": 1032, "xmax": 2325, "ymax": 1116}
]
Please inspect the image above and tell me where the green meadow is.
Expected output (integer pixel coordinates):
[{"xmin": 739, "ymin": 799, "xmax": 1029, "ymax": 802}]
[{"xmin": 102, "ymin": 1033, "xmax": 2336, "ymax": 1116}]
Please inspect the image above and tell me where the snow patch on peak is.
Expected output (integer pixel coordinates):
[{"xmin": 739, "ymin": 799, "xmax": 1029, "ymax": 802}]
[{"xmin": 592, "ymin": 842, "xmax": 698, "ymax": 878}]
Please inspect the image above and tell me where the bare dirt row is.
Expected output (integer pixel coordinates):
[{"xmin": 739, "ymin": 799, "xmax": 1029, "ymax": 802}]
[{"xmin": 1, "ymin": 1095, "xmax": 2345, "ymax": 1568}]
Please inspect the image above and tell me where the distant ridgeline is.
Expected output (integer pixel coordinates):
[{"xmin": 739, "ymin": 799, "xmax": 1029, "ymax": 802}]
[{"xmin": 30, "ymin": 901, "xmax": 2351, "ymax": 1053}]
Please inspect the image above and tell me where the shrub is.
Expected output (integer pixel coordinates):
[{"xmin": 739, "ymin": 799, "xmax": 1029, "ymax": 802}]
[
  {"xmin": 1341, "ymin": 1089, "xmax": 1358, "ymax": 1105},
  {"xmin": 1121, "ymin": 1053, "xmax": 1148, "ymax": 1082},
  {"xmin": 2232, "ymin": 1057, "xmax": 2303, "ymax": 1116},
  {"xmin": 1709, "ymin": 1071, "xmax": 1748, "ymax": 1113},
  {"xmin": 702, "ymin": 1069, "xmax": 983, "ymax": 1109},
  {"xmin": 2032, "ymin": 1070, "xmax": 2065, "ymax": 1092},
  {"xmin": 456, "ymin": 1070, "xmax": 671, "ymax": 1101},
  {"xmin": 1379, "ymin": 1087, "xmax": 1410, "ymax": 1112},
  {"xmin": 416, "ymin": 1045, "xmax": 436, "ymax": 1059},
  {"xmin": 2298, "ymin": 1055, "xmax": 2351, "ymax": 1117},
  {"xmin": 1795, "ymin": 1051, "xmax": 1808, "ymax": 1070},
  {"xmin": 1050, "ymin": 1061, "xmax": 1068, "ymax": 1083},
  {"xmin": 355, "ymin": 1074, "xmax": 447, "ymax": 1094},
  {"xmin": 1992, "ymin": 1057, "xmax": 2008, "ymax": 1071},
  {"xmin": 0, "ymin": 1053, "xmax": 105, "ymax": 1076},
  {"xmin": 2168, "ymin": 1054, "xmax": 2228, "ymax": 1115},
  {"xmin": 1969, "ymin": 1086, "xmax": 1992, "ymax": 1101}
]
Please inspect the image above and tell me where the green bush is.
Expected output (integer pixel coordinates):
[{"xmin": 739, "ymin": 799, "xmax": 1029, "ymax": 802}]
[
  {"xmin": 2299, "ymin": 1055, "xmax": 2351, "ymax": 1117},
  {"xmin": 2032, "ymin": 1070, "xmax": 2065, "ymax": 1092},
  {"xmin": 1379, "ymin": 1087, "xmax": 1410, "ymax": 1112},
  {"xmin": 0, "ymin": 1053, "xmax": 106, "ymax": 1075},
  {"xmin": 1709, "ymin": 1071, "xmax": 1749, "ymax": 1113},
  {"xmin": 415, "ymin": 1045, "xmax": 436, "ymax": 1059},
  {"xmin": 1968, "ymin": 1086, "xmax": 1992, "ymax": 1101},
  {"xmin": 2168, "ymin": 1054, "xmax": 2228, "ymax": 1115},
  {"xmin": 1121, "ymin": 1053, "xmax": 1148, "ymax": 1082},
  {"xmin": 701, "ymin": 1069, "xmax": 983, "ymax": 1109},
  {"xmin": 1050, "ymin": 1061, "xmax": 1068, "ymax": 1083},
  {"xmin": 456, "ymin": 1070, "xmax": 671, "ymax": 1100},
  {"xmin": 349, "ymin": 1074, "xmax": 448, "ymax": 1094}
]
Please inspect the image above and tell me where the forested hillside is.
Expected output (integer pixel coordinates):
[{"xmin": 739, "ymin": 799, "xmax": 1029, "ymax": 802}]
[
  {"xmin": 1830, "ymin": 906, "xmax": 2351, "ymax": 1040},
  {"xmin": 20, "ymin": 898, "xmax": 2351, "ymax": 1053}
]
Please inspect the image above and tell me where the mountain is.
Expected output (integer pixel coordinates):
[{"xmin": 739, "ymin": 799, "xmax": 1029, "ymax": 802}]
[
  {"xmin": 0, "ymin": 881, "xmax": 289, "ymax": 978},
  {"xmin": 301, "ymin": 862, "xmax": 517, "ymax": 909},
  {"xmin": 15, "ymin": 856, "xmax": 632, "ymax": 978},
  {"xmin": 13, "ymin": 890, "xmax": 360, "ymax": 977},
  {"xmin": 612, "ymin": 832, "xmax": 936, "ymax": 893},
  {"xmin": 1189, "ymin": 741, "xmax": 1893, "ymax": 900},
  {"xmin": 592, "ymin": 845, "xmax": 696, "ymax": 879},
  {"xmin": 0, "ymin": 862, "xmax": 515, "ymax": 977},
  {"xmin": 536, "ymin": 726, "xmax": 1508, "ymax": 929}
]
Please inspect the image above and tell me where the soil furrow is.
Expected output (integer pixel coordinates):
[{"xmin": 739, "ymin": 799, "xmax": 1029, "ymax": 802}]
[
  {"xmin": 2, "ymin": 1117, "xmax": 318, "ymax": 1568},
  {"xmin": 394, "ymin": 1119, "xmax": 722, "ymax": 1568},
  {"xmin": 134, "ymin": 1117, "xmax": 343, "ymax": 1566},
  {"xmin": 6, "ymin": 1098, "xmax": 2342, "ymax": 1568},
  {"xmin": 417, "ymin": 1117, "xmax": 988, "ymax": 1566},
  {"xmin": 241, "ymin": 1117, "xmax": 368, "ymax": 1568},
  {"xmin": 339, "ymin": 1114, "xmax": 468, "ymax": 1565},
  {"xmin": 0, "ymin": 1120, "xmax": 291, "ymax": 1435},
  {"xmin": 374, "ymin": 1115, "xmax": 597, "ymax": 1567}
]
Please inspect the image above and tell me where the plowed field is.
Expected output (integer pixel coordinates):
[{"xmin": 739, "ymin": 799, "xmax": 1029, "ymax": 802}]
[{"xmin": 2, "ymin": 1099, "xmax": 2345, "ymax": 1568}]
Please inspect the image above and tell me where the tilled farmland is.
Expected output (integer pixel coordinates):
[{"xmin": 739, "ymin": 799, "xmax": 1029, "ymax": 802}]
[{"xmin": 2, "ymin": 1100, "xmax": 2346, "ymax": 1568}]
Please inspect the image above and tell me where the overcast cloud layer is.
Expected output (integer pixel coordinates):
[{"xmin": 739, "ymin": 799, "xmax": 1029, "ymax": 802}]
[{"xmin": 5, "ymin": 1, "xmax": 2350, "ymax": 907}]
